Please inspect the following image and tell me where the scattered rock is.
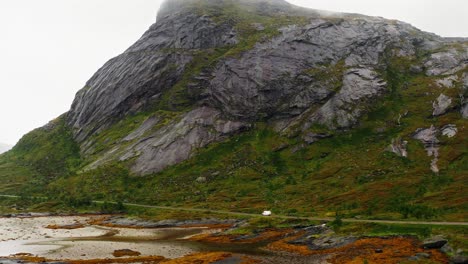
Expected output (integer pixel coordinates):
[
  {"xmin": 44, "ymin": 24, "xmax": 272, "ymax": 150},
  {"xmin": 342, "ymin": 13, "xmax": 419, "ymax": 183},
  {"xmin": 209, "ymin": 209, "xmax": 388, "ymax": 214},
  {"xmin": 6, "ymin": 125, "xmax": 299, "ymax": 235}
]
[
  {"xmin": 441, "ymin": 124, "xmax": 457, "ymax": 138},
  {"xmin": 306, "ymin": 235, "xmax": 357, "ymax": 250},
  {"xmin": 463, "ymin": 72, "xmax": 468, "ymax": 91},
  {"xmin": 415, "ymin": 252, "xmax": 430, "ymax": 258},
  {"xmin": 289, "ymin": 224, "xmax": 332, "ymax": 245},
  {"xmin": 425, "ymin": 49, "xmax": 468, "ymax": 76},
  {"xmin": 461, "ymin": 102, "xmax": 468, "ymax": 119},
  {"xmin": 302, "ymin": 132, "xmax": 332, "ymax": 144},
  {"xmin": 101, "ymin": 216, "xmax": 240, "ymax": 228},
  {"xmin": 196, "ymin": 176, "xmax": 207, "ymax": 183},
  {"xmin": 409, "ymin": 65, "xmax": 423, "ymax": 74},
  {"xmin": 374, "ymin": 249, "xmax": 383, "ymax": 253},
  {"xmin": 440, "ymin": 243, "xmax": 454, "ymax": 254},
  {"xmin": 451, "ymin": 255, "xmax": 468, "ymax": 264},
  {"xmin": 436, "ymin": 75, "xmax": 458, "ymax": 88},
  {"xmin": 422, "ymin": 236, "xmax": 448, "ymax": 249},
  {"xmin": 386, "ymin": 137, "xmax": 408, "ymax": 157},
  {"xmin": 413, "ymin": 126, "xmax": 440, "ymax": 173},
  {"xmin": 433, "ymin": 93, "xmax": 452, "ymax": 116}
]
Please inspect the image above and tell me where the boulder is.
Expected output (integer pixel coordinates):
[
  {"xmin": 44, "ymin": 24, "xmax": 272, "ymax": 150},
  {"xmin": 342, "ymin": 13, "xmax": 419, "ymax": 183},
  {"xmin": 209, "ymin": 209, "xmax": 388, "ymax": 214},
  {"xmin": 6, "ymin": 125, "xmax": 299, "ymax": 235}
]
[
  {"xmin": 196, "ymin": 176, "xmax": 207, "ymax": 183},
  {"xmin": 433, "ymin": 93, "xmax": 452, "ymax": 116},
  {"xmin": 441, "ymin": 124, "xmax": 458, "ymax": 138},
  {"xmin": 422, "ymin": 236, "xmax": 448, "ymax": 249},
  {"xmin": 415, "ymin": 252, "xmax": 430, "ymax": 258}
]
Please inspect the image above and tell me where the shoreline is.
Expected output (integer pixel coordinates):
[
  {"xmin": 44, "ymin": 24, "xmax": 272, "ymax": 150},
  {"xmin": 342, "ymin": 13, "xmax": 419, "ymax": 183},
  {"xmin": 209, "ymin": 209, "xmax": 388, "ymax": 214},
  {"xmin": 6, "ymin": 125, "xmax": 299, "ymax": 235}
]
[{"xmin": 1, "ymin": 214, "xmax": 460, "ymax": 263}]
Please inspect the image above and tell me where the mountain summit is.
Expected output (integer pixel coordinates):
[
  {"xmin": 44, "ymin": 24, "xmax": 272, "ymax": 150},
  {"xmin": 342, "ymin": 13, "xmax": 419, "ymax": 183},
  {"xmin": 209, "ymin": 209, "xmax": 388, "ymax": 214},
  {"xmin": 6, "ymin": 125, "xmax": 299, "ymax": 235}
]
[
  {"xmin": 1, "ymin": 0, "xmax": 466, "ymax": 219},
  {"xmin": 157, "ymin": 0, "xmax": 292, "ymax": 18}
]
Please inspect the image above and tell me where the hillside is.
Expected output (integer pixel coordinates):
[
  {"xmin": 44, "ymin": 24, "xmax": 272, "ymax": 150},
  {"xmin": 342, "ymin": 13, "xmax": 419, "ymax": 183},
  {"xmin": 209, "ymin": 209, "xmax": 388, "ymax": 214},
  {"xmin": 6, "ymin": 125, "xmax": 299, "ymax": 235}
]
[{"xmin": 0, "ymin": 0, "xmax": 466, "ymax": 220}]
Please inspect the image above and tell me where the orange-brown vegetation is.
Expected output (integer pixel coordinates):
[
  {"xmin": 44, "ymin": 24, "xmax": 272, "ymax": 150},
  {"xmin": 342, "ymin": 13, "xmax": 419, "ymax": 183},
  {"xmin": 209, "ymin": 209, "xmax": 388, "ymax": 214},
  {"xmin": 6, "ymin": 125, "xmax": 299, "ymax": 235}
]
[
  {"xmin": 239, "ymin": 256, "xmax": 262, "ymax": 264},
  {"xmin": 86, "ymin": 216, "xmax": 134, "ymax": 229},
  {"xmin": 160, "ymin": 252, "xmax": 232, "ymax": 264},
  {"xmin": 189, "ymin": 228, "xmax": 293, "ymax": 244},
  {"xmin": 177, "ymin": 223, "xmax": 234, "ymax": 229},
  {"xmin": 268, "ymin": 236, "xmax": 449, "ymax": 264},
  {"xmin": 266, "ymin": 231, "xmax": 312, "ymax": 255},
  {"xmin": 65, "ymin": 256, "xmax": 166, "ymax": 264},
  {"xmin": 8, "ymin": 253, "xmax": 48, "ymax": 263},
  {"xmin": 112, "ymin": 249, "xmax": 142, "ymax": 257},
  {"xmin": 45, "ymin": 223, "xmax": 85, "ymax": 229}
]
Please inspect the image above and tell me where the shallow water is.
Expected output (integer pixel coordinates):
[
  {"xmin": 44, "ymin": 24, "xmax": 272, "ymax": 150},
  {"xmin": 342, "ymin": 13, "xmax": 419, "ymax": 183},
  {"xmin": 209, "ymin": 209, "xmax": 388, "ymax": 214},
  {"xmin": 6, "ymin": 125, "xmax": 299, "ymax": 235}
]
[{"xmin": 0, "ymin": 216, "xmax": 236, "ymax": 259}]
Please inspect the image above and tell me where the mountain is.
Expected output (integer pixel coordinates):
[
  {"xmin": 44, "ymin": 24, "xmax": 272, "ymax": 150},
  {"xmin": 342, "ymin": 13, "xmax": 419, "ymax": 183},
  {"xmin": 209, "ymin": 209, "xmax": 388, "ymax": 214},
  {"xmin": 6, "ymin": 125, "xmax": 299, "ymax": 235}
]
[
  {"xmin": 0, "ymin": 143, "xmax": 11, "ymax": 154},
  {"xmin": 1, "ymin": 0, "xmax": 466, "ymax": 220}
]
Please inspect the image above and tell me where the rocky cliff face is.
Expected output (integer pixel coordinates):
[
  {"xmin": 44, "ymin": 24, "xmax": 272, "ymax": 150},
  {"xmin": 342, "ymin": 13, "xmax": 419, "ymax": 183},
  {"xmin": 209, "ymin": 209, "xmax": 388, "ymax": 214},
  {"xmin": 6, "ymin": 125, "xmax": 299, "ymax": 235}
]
[{"xmin": 63, "ymin": 0, "xmax": 467, "ymax": 175}]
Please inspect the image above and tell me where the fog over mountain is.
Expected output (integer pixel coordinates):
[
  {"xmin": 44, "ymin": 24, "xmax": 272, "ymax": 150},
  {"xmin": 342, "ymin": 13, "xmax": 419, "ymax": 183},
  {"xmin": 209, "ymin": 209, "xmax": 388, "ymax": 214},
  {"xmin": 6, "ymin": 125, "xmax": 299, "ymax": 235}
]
[{"xmin": 0, "ymin": 143, "xmax": 11, "ymax": 154}]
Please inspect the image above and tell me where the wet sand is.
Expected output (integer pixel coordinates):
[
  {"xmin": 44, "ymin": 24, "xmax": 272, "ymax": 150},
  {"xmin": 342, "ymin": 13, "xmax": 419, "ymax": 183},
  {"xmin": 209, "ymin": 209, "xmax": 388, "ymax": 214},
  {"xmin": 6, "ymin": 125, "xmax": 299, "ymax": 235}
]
[
  {"xmin": 0, "ymin": 215, "xmax": 339, "ymax": 263},
  {"xmin": 0, "ymin": 215, "xmax": 218, "ymax": 259}
]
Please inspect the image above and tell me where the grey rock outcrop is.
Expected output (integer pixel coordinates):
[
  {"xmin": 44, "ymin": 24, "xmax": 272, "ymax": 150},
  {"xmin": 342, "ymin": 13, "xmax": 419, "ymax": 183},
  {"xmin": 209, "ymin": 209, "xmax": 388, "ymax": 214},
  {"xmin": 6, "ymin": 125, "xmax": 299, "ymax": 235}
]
[
  {"xmin": 462, "ymin": 104, "xmax": 468, "ymax": 119},
  {"xmin": 424, "ymin": 49, "xmax": 468, "ymax": 76},
  {"xmin": 100, "ymin": 215, "xmax": 239, "ymax": 228},
  {"xmin": 302, "ymin": 132, "xmax": 331, "ymax": 144},
  {"xmin": 461, "ymin": 73, "xmax": 468, "ymax": 118},
  {"xmin": 441, "ymin": 124, "xmax": 458, "ymax": 138},
  {"xmin": 436, "ymin": 75, "xmax": 458, "ymax": 88},
  {"xmin": 463, "ymin": 72, "xmax": 468, "ymax": 90},
  {"xmin": 413, "ymin": 126, "xmax": 440, "ymax": 173},
  {"xmin": 207, "ymin": 17, "xmax": 418, "ymax": 124},
  {"xmin": 84, "ymin": 107, "xmax": 249, "ymax": 175},
  {"xmin": 309, "ymin": 68, "xmax": 387, "ymax": 129},
  {"xmin": 433, "ymin": 93, "xmax": 453, "ymax": 116},
  {"xmin": 68, "ymin": 9, "xmax": 238, "ymax": 143}
]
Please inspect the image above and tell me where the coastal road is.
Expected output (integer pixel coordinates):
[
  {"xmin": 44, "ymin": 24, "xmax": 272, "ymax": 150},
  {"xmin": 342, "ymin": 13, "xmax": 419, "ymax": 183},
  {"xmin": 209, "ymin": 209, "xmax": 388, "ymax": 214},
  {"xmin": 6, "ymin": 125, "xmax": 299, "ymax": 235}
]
[
  {"xmin": 121, "ymin": 202, "xmax": 468, "ymax": 226},
  {"xmin": 1, "ymin": 194, "xmax": 467, "ymax": 226}
]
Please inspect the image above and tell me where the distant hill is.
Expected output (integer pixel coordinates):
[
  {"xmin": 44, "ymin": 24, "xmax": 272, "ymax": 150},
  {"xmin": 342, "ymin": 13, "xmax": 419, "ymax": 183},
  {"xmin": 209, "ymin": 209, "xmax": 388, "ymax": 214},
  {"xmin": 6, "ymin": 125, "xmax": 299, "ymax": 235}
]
[{"xmin": 0, "ymin": 143, "xmax": 11, "ymax": 154}]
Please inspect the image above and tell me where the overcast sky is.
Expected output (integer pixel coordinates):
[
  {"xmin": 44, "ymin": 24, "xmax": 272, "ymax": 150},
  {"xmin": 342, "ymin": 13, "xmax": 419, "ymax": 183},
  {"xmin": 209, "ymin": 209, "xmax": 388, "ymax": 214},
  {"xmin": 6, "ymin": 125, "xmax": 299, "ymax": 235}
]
[{"xmin": 0, "ymin": 0, "xmax": 467, "ymax": 145}]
